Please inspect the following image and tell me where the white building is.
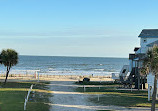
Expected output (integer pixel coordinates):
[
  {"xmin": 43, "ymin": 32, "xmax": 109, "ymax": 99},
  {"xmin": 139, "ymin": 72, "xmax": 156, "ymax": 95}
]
[
  {"xmin": 119, "ymin": 29, "xmax": 158, "ymax": 90},
  {"xmin": 130, "ymin": 29, "xmax": 158, "ymax": 72},
  {"xmin": 137, "ymin": 29, "xmax": 158, "ymax": 53},
  {"xmin": 132, "ymin": 29, "xmax": 158, "ymax": 100}
]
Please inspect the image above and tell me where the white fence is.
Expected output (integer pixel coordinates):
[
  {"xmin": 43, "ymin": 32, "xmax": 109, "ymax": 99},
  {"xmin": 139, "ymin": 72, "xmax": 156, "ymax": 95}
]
[{"xmin": 24, "ymin": 84, "xmax": 33, "ymax": 110}]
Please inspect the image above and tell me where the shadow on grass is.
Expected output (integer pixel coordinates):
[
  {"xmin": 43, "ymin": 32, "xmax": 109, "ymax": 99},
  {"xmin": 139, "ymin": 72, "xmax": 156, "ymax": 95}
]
[
  {"xmin": 89, "ymin": 94, "xmax": 153, "ymax": 107},
  {"xmin": 0, "ymin": 81, "xmax": 49, "ymax": 89},
  {"xmin": 75, "ymin": 81, "xmax": 121, "ymax": 85}
]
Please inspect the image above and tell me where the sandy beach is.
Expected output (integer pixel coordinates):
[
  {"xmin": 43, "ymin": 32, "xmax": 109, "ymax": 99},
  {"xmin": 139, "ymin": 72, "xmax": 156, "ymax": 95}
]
[{"xmin": 0, "ymin": 74, "xmax": 113, "ymax": 82}]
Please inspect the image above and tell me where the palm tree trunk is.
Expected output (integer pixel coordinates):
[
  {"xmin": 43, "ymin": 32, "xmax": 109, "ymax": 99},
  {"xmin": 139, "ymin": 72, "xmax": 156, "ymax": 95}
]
[
  {"xmin": 4, "ymin": 66, "xmax": 10, "ymax": 84},
  {"xmin": 151, "ymin": 75, "xmax": 157, "ymax": 111}
]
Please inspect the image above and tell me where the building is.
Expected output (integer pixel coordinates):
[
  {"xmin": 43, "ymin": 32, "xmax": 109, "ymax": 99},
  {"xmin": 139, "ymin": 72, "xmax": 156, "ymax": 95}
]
[{"xmin": 120, "ymin": 29, "xmax": 158, "ymax": 89}]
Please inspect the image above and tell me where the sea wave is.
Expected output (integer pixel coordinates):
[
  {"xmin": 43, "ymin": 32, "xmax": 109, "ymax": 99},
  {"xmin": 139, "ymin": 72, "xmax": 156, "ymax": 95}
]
[{"xmin": 94, "ymin": 69, "xmax": 105, "ymax": 71}]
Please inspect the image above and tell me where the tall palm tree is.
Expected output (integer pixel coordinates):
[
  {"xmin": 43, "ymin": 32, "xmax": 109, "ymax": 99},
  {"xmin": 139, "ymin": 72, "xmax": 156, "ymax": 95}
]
[
  {"xmin": 143, "ymin": 45, "xmax": 158, "ymax": 111},
  {"xmin": 1, "ymin": 49, "xmax": 18, "ymax": 84}
]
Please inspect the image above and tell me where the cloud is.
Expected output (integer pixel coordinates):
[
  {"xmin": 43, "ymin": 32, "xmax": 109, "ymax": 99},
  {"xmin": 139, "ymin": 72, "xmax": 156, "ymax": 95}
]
[{"xmin": 0, "ymin": 28, "xmax": 133, "ymax": 38}]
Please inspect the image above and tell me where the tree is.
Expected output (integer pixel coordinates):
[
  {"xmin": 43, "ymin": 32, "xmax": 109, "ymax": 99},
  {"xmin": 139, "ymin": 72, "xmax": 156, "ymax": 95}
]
[
  {"xmin": 1, "ymin": 49, "xmax": 18, "ymax": 84},
  {"xmin": 142, "ymin": 45, "xmax": 158, "ymax": 111}
]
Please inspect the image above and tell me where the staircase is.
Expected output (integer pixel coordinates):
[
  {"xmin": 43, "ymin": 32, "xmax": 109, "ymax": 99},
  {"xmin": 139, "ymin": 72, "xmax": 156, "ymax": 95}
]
[{"xmin": 120, "ymin": 66, "xmax": 138, "ymax": 88}]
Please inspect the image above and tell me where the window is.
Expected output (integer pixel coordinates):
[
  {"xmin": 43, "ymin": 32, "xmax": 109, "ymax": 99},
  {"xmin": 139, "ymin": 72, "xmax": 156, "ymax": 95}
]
[{"xmin": 143, "ymin": 39, "xmax": 147, "ymax": 43}]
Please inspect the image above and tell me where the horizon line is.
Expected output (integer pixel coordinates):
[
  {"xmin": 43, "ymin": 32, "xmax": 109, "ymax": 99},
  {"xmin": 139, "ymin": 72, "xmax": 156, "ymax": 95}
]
[{"xmin": 19, "ymin": 54, "xmax": 128, "ymax": 59}]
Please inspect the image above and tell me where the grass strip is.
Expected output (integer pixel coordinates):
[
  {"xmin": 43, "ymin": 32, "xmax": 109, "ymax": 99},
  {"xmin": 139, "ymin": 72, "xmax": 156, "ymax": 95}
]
[
  {"xmin": 0, "ymin": 81, "xmax": 52, "ymax": 111},
  {"xmin": 75, "ymin": 81, "xmax": 157, "ymax": 107}
]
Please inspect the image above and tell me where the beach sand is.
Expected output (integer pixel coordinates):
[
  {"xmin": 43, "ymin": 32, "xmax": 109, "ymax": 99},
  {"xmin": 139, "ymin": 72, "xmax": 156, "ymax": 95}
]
[{"xmin": 0, "ymin": 74, "xmax": 113, "ymax": 82}]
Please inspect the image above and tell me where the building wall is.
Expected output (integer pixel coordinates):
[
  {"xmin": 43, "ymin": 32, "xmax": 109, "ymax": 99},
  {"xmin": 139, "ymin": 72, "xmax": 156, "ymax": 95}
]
[
  {"xmin": 133, "ymin": 61, "xmax": 136, "ymax": 68},
  {"xmin": 140, "ymin": 38, "xmax": 158, "ymax": 48},
  {"xmin": 140, "ymin": 38, "xmax": 158, "ymax": 53},
  {"xmin": 129, "ymin": 60, "xmax": 132, "ymax": 72}
]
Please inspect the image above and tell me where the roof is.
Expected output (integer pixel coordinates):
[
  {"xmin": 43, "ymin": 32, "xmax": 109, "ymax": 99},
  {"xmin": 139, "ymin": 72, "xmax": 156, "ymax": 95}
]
[
  {"xmin": 138, "ymin": 29, "xmax": 158, "ymax": 38},
  {"xmin": 129, "ymin": 53, "xmax": 136, "ymax": 60},
  {"xmin": 147, "ymin": 40, "xmax": 158, "ymax": 47}
]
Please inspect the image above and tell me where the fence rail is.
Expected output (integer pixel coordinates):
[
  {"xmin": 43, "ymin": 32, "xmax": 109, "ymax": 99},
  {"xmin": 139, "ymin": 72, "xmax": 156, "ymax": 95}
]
[{"xmin": 24, "ymin": 84, "xmax": 33, "ymax": 110}]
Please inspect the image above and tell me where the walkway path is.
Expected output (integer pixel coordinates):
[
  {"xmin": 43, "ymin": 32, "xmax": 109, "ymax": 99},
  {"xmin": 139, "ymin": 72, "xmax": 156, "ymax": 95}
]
[{"xmin": 49, "ymin": 81, "xmax": 153, "ymax": 111}]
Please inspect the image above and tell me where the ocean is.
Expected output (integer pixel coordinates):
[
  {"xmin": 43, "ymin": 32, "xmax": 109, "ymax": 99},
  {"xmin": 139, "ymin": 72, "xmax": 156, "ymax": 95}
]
[{"xmin": 0, "ymin": 56, "xmax": 129, "ymax": 76}]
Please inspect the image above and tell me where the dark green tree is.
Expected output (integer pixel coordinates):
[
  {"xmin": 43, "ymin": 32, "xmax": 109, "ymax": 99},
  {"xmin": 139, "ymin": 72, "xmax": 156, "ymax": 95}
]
[
  {"xmin": 1, "ymin": 49, "xmax": 18, "ymax": 84},
  {"xmin": 142, "ymin": 45, "xmax": 158, "ymax": 111}
]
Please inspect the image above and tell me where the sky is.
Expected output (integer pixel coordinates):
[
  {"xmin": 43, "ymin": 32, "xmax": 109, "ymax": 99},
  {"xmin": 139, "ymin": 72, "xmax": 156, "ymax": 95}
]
[{"xmin": 0, "ymin": 0, "xmax": 158, "ymax": 57}]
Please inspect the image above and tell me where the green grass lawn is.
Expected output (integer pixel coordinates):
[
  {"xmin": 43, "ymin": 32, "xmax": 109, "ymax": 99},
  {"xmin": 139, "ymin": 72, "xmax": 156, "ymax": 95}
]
[
  {"xmin": 0, "ymin": 81, "xmax": 52, "ymax": 111},
  {"xmin": 75, "ymin": 81, "xmax": 157, "ymax": 107}
]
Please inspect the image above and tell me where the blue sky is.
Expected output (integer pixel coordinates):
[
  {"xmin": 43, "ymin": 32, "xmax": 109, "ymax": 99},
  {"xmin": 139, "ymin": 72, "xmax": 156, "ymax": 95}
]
[{"xmin": 0, "ymin": 0, "xmax": 158, "ymax": 57}]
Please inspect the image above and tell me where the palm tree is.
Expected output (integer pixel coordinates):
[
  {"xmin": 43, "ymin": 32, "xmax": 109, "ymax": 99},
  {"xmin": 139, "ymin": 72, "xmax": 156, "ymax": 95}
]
[
  {"xmin": 142, "ymin": 45, "xmax": 158, "ymax": 111},
  {"xmin": 0, "ymin": 49, "xmax": 18, "ymax": 84}
]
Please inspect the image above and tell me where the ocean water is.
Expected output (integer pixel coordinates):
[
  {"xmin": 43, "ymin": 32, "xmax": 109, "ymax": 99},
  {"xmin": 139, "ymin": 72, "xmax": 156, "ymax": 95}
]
[{"xmin": 0, "ymin": 56, "xmax": 129, "ymax": 76}]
